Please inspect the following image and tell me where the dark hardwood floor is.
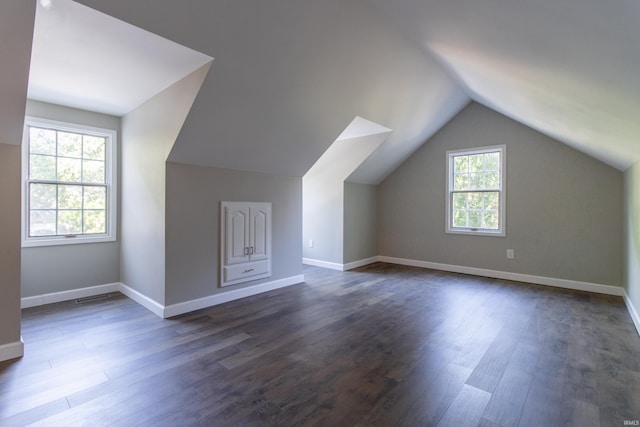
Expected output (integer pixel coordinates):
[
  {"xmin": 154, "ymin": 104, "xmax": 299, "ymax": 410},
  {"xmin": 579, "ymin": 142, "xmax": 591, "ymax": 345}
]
[{"xmin": 1, "ymin": 263, "xmax": 639, "ymax": 426}]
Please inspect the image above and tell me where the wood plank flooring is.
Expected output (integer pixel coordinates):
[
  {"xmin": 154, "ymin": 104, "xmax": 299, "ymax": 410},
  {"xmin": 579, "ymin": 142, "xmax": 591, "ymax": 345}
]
[{"xmin": 1, "ymin": 263, "xmax": 639, "ymax": 426}]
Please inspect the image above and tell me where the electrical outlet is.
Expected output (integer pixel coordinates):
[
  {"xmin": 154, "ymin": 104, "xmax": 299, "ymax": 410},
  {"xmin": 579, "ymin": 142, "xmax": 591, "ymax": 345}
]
[
  {"xmin": 506, "ymin": 249, "xmax": 514, "ymax": 259},
  {"xmin": 308, "ymin": 239, "xmax": 313, "ymax": 248}
]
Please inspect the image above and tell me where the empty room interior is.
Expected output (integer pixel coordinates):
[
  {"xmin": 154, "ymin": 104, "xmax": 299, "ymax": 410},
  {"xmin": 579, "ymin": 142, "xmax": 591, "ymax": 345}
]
[{"xmin": 1, "ymin": 0, "xmax": 640, "ymax": 425}]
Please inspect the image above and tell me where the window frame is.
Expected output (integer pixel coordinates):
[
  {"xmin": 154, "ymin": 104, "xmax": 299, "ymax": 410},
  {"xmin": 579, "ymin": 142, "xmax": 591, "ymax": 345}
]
[
  {"xmin": 21, "ymin": 116, "xmax": 118, "ymax": 247},
  {"xmin": 446, "ymin": 144, "xmax": 506, "ymax": 237}
]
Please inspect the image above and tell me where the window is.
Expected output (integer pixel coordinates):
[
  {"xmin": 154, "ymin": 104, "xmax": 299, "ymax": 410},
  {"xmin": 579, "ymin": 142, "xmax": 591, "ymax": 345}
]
[
  {"xmin": 22, "ymin": 117, "xmax": 117, "ymax": 247},
  {"xmin": 446, "ymin": 145, "xmax": 505, "ymax": 236}
]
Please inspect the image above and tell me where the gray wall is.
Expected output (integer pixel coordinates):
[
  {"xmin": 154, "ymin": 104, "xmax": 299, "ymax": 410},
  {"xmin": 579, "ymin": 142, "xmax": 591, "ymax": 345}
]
[
  {"xmin": 303, "ymin": 132, "xmax": 388, "ymax": 265},
  {"xmin": 119, "ymin": 64, "xmax": 210, "ymax": 305},
  {"xmin": 21, "ymin": 101, "xmax": 121, "ymax": 298},
  {"xmin": 624, "ymin": 162, "xmax": 640, "ymax": 320},
  {"xmin": 165, "ymin": 163, "xmax": 303, "ymax": 305},
  {"xmin": 303, "ymin": 174, "xmax": 343, "ymax": 264},
  {"xmin": 0, "ymin": 0, "xmax": 35, "ymax": 355},
  {"xmin": 379, "ymin": 102, "xmax": 623, "ymax": 286},
  {"xmin": 344, "ymin": 182, "xmax": 378, "ymax": 264},
  {"xmin": 0, "ymin": 144, "xmax": 24, "ymax": 349}
]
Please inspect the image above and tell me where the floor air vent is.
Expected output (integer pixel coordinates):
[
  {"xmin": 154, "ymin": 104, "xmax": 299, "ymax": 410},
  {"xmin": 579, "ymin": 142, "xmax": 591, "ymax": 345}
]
[{"xmin": 75, "ymin": 294, "xmax": 111, "ymax": 304}]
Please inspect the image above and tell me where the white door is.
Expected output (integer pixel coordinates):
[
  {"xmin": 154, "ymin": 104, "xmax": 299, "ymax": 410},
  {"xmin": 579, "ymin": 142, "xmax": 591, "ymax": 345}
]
[
  {"xmin": 224, "ymin": 205, "xmax": 249, "ymax": 265},
  {"xmin": 249, "ymin": 204, "xmax": 270, "ymax": 262}
]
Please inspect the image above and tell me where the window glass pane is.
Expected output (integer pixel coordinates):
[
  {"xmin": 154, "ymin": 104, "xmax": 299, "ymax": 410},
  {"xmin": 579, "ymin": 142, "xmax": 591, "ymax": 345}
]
[
  {"xmin": 485, "ymin": 171, "xmax": 500, "ymax": 189},
  {"xmin": 58, "ymin": 185, "xmax": 82, "ymax": 209},
  {"xmin": 468, "ymin": 192, "xmax": 483, "ymax": 209},
  {"xmin": 485, "ymin": 152, "xmax": 500, "ymax": 171},
  {"xmin": 453, "ymin": 193, "xmax": 467, "ymax": 210},
  {"xmin": 57, "ymin": 157, "xmax": 82, "ymax": 182},
  {"xmin": 58, "ymin": 210, "xmax": 82, "ymax": 234},
  {"xmin": 84, "ymin": 186, "xmax": 106, "ymax": 209},
  {"xmin": 483, "ymin": 192, "xmax": 499, "ymax": 210},
  {"xmin": 454, "ymin": 173, "xmax": 468, "ymax": 190},
  {"xmin": 469, "ymin": 172, "xmax": 483, "ymax": 190},
  {"xmin": 83, "ymin": 160, "xmax": 105, "ymax": 184},
  {"xmin": 84, "ymin": 210, "xmax": 106, "ymax": 234},
  {"xmin": 484, "ymin": 211, "xmax": 499, "ymax": 229},
  {"xmin": 469, "ymin": 154, "xmax": 483, "ymax": 173},
  {"xmin": 30, "ymin": 183, "xmax": 56, "ymax": 209},
  {"xmin": 30, "ymin": 154, "xmax": 56, "ymax": 181},
  {"xmin": 453, "ymin": 210, "xmax": 467, "ymax": 227},
  {"xmin": 83, "ymin": 135, "xmax": 106, "ymax": 160},
  {"xmin": 57, "ymin": 132, "xmax": 82, "ymax": 158},
  {"xmin": 30, "ymin": 210, "xmax": 56, "ymax": 236},
  {"xmin": 29, "ymin": 127, "xmax": 56, "ymax": 155},
  {"xmin": 469, "ymin": 210, "xmax": 482, "ymax": 228},
  {"xmin": 453, "ymin": 156, "xmax": 468, "ymax": 174}
]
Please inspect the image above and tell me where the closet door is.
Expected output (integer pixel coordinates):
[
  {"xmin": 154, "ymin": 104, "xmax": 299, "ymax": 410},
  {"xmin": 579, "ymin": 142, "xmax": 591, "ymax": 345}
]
[
  {"xmin": 224, "ymin": 204, "xmax": 249, "ymax": 266},
  {"xmin": 249, "ymin": 203, "xmax": 270, "ymax": 262},
  {"xmin": 221, "ymin": 201, "xmax": 272, "ymax": 287}
]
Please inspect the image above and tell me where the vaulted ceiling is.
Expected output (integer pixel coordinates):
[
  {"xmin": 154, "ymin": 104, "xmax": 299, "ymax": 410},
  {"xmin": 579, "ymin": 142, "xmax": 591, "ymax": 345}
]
[
  {"xmin": 33, "ymin": 0, "xmax": 640, "ymax": 182},
  {"xmin": 368, "ymin": 0, "xmax": 640, "ymax": 171}
]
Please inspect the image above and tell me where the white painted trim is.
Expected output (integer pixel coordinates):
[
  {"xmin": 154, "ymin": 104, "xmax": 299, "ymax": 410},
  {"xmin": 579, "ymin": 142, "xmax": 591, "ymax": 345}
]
[
  {"xmin": 343, "ymin": 256, "xmax": 380, "ymax": 271},
  {"xmin": 118, "ymin": 283, "xmax": 165, "ymax": 318},
  {"xmin": 20, "ymin": 276, "xmax": 305, "ymax": 319},
  {"xmin": 624, "ymin": 291, "xmax": 640, "ymax": 337},
  {"xmin": 21, "ymin": 282, "xmax": 121, "ymax": 309},
  {"xmin": 162, "ymin": 275, "xmax": 305, "ymax": 318},
  {"xmin": 378, "ymin": 256, "xmax": 624, "ymax": 296},
  {"xmin": 303, "ymin": 258, "xmax": 345, "ymax": 271},
  {"xmin": 303, "ymin": 257, "xmax": 379, "ymax": 271},
  {"xmin": 0, "ymin": 339, "xmax": 24, "ymax": 362}
]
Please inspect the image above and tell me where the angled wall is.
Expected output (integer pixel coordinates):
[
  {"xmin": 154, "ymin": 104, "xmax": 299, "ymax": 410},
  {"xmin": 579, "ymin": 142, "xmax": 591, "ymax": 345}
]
[
  {"xmin": 0, "ymin": 0, "xmax": 35, "ymax": 361},
  {"xmin": 120, "ymin": 63, "xmax": 210, "ymax": 305},
  {"xmin": 304, "ymin": 129, "xmax": 389, "ymax": 267}
]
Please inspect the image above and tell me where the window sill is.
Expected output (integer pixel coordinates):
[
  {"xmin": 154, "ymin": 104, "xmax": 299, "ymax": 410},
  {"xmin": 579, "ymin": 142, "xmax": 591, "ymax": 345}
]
[
  {"xmin": 446, "ymin": 228, "xmax": 505, "ymax": 237},
  {"xmin": 22, "ymin": 235, "xmax": 116, "ymax": 248}
]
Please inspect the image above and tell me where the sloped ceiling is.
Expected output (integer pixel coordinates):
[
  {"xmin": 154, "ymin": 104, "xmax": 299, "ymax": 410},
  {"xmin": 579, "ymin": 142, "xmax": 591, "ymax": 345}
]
[
  {"xmin": 29, "ymin": 0, "xmax": 212, "ymax": 117},
  {"xmin": 49, "ymin": 0, "xmax": 638, "ymax": 181},
  {"xmin": 367, "ymin": 0, "xmax": 640, "ymax": 170},
  {"xmin": 74, "ymin": 0, "xmax": 468, "ymax": 181}
]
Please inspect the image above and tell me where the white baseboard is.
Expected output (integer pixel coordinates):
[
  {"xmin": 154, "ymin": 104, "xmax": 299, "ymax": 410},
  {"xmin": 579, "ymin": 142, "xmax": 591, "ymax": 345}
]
[
  {"xmin": 21, "ymin": 276, "xmax": 305, "ymax": 319},
  {"xmin": 303, "ymin": 257, "xmax": 378, "ymax": 272},
  {"xmin": 343, "ymin": 256, "xmax": 380, "ymax": 271},
  {"xmin": 624, "ymin": 292, "xmax": 640, "ymax": 336},
  {"xmin": 0, "ymin": 339, "xmax": 24, "ymax": 362},
  {"xmin": 162, "ymin": 275, "xmax": 305, "ymax": 318},
  {"xmin": 21, "ymin": 283, "xmax": 121, "ymax": 309},
  {"xmin": 303, "ymin": 258, "xmax": 344, "ymax": 271},
  {"xmin": 378, "ymin": 256, "xmax": 624, "ymax": 297},
  {"xmin": 118, "ymin": 283, "xmax": 165, "ymax": 318}
]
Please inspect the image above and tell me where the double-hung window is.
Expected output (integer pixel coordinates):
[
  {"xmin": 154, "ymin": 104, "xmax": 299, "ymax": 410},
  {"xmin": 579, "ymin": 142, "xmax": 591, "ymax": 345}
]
[
  {"xmin": 22, "ymin": 117, "xmax": 117, "ymax": 247},
  {"xmin": 446, "ymin": 145, "xmax": 505, "ymax": 236}
]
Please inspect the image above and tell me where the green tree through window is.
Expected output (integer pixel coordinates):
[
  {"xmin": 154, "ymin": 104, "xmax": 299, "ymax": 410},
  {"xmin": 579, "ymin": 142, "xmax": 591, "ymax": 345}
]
[
  {"xmin": 446, "ymin": 145, "xmax": 505, "ymax": 236},
  {"xmin": 23, "ymin": 119, "xmax": 116, "ymax": 246}
]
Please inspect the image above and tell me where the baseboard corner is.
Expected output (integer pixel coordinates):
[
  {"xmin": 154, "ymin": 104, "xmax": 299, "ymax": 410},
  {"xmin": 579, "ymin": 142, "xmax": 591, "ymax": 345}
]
[
  {"xmin": 0, "ymin": 339, "xmax": 24, "ymax": 362},
  {"xmin": 623, "ymin": 291, "xmax": 640, "ymax": 337}
]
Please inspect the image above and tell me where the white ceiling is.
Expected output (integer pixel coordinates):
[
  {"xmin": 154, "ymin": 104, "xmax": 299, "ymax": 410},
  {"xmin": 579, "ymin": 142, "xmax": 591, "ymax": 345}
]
[
  {"xmin": 28, "ymin": 0, "xmax": 212, "ymax": 117},
  {"xmin": 367, "ymin": 0, "xmax": 640, "ymax": 170},
  {"xmin": 31, "ymin": 0, "xmax": 639, "ymax": 181}
]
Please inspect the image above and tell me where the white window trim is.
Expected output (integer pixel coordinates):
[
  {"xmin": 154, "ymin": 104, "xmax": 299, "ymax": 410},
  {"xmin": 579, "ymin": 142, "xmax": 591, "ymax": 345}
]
[
  {"xmin": 22, "ymin": 116, "xmax": 118, "ymax": 247},
  {"xmin": 446, "ymin": 144, "xmax": 506, "ymax": 237}
]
